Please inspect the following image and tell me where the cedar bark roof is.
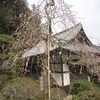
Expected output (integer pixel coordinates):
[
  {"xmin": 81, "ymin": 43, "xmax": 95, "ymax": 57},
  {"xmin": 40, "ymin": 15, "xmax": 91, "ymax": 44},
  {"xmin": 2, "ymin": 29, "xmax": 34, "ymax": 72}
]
[{"xmin": 22, "ymin": 23, "xmax": 100, "ymax": 58}]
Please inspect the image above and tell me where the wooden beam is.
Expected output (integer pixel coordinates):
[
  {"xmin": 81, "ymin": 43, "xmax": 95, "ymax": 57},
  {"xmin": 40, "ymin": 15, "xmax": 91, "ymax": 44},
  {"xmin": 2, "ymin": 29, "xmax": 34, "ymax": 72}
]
[{"xmin": 51, "ymin": 71, "xmax": 69, "ymax": 73}]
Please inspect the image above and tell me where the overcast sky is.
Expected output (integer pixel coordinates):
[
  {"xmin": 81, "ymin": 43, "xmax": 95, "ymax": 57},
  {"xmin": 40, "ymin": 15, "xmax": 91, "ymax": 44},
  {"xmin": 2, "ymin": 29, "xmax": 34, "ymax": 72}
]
[{"xmin": 27, "ymin": 0, "xmax": 100, "ymax": 45}]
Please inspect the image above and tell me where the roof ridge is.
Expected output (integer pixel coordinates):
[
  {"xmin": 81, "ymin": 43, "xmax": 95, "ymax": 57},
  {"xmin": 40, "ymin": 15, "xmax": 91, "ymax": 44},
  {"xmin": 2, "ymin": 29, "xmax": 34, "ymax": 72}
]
[{"xmin": 53, "ymin": 23, "xmax": 82, "ymax": 37}]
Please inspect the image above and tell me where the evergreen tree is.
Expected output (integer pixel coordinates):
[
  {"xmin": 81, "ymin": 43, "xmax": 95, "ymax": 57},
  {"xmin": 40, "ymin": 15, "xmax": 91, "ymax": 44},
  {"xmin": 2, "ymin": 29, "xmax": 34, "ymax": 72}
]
[{"xmin": 0, "ymin": 0, "xmax": 29, "ymax": 35}]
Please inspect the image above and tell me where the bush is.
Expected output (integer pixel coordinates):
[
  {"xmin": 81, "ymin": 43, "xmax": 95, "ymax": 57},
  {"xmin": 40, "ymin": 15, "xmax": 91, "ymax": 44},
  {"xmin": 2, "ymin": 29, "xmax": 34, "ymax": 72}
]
[
  {"xmin": 10, "ymin": 59, "xmax": 24, "ymax": 77},
  {"xmin": 70, "ymin": 79, "xmax": 99, "ymax": 95},
  {"xmin": 7, "ymin": 58, "xmax": 25, "ymax": 78},
  {"xmin": 0, "ymin": 75, "xmax": 12, "ymax": 91},
  {"xmin": 0, "ymin": 34, "xmax": 13, "ymax": 44},
  {"xmin": 1, "ymin": 78, "xmax": 41, "ymax": 100},
  {"xmin": 50, "ymin": 88, "xmax": 67, "ymax": 100},
  {"xmin": 38, "ymin": 88, "xmax": 67, "ymax": 100},
  {"xmin": 73, "ymin": 90, "xmax": 100, "ymax": 100}
]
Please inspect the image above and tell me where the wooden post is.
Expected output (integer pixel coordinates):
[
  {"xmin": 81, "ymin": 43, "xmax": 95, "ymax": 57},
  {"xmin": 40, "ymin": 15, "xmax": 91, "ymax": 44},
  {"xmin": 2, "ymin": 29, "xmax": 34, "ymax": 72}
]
[{"xmin": 60, "ymin": 50, "xmax": 64, "ymax": 86}]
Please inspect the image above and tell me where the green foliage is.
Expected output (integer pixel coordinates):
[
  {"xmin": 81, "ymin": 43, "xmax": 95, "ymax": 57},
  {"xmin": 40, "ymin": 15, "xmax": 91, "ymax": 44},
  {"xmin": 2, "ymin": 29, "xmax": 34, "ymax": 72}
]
[
  {"xmin": 70, "ymin": 79, "xmax": 99, "ymax": 95},
  {"xmin": 73, "ymin": 90, "xmax": 100, "ymax": 100},
  {"xmin": 1, "ymin": 78, "xmax": 41, "ymax": 100},
  {"xmin": 0, "ymin": 34, "xmax": 14, "ymax": 59},
  {"xmin": 0, "ymin": 53, "xmax": 9, "ymax": 59},
  {"xmin": 0, "ymin": 75, "xmax": 12, "ymax": 91},
  {"xmin": 0, "ymin": 0, "xmax": 29, "ymax": 34},
  {"xmin": 50, "ymin": 88, "xmax": 67, "ymax": 100},
  {"xmin": 7, "ymin": 58, "xmax": 24, "ymax": 77},
  {"xmin": 41, "ymin": 88, "xmax": 67, "ymax": 100},
  {"xmin": 0, "ymin": 34, "xmax": 13, "ymax": 43},
  {"xmin": 0, "ymin": 34, "xmax": 13, "ymax": 48}
]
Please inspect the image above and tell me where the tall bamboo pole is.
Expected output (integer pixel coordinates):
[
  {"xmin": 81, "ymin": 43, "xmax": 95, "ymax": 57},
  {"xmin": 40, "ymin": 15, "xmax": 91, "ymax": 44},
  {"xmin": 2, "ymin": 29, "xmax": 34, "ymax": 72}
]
[
  {"xmin": 45, "ymin": 2, "xmax": 51, "ymax": 100},
  {"xmin": 47, "ymin": 35, "xmax": 51, "ymax": 100},
  {"xmin": 45, "ymin": 0, "xmax": 55, "ymax": 100}
]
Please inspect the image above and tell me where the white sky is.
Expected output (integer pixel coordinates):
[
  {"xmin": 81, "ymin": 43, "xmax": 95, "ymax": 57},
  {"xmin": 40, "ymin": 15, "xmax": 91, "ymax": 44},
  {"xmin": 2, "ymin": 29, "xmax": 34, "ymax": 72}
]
[{"xmin": 27, "ymin": 0, "xmax": 100, "ymax": 45}]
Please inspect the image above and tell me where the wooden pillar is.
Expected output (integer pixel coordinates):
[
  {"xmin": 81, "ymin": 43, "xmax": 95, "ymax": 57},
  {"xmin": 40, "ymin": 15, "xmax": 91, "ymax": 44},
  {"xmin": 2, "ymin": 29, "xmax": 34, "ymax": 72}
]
[{"xmin": 60, "ymin": 50, "xmax": 64, "ymax": 86}]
